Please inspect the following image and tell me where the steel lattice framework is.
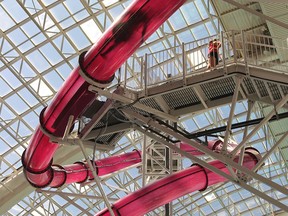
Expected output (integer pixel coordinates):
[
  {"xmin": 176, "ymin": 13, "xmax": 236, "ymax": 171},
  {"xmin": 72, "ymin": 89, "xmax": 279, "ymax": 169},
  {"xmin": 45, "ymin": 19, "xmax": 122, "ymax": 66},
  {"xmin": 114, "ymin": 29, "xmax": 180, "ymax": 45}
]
[{"xmin": 0, "ymin": 0, "xmax": 288, "ymax": 215}]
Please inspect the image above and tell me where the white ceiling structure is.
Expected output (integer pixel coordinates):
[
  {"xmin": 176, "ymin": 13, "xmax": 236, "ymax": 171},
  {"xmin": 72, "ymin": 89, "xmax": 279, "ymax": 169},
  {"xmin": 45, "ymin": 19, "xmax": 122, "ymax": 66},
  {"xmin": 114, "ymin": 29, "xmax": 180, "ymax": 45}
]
[{"xmin": 1, "ymin": 0, "xmax": 288, "ymax": 215}]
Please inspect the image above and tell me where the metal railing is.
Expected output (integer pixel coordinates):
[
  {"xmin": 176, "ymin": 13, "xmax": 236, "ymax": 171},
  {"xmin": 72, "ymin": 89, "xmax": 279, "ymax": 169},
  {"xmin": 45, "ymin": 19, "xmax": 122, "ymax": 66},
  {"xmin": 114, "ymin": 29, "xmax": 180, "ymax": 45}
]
[{"xmin": 117, "ymin": 30, "xmax": 288, "ymax": 90}]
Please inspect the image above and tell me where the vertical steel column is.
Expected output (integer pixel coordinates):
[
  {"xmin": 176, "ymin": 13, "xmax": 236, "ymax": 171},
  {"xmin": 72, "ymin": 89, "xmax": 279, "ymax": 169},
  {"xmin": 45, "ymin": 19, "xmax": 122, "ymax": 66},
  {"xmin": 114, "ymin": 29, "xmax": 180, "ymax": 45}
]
[
  {"xmin": 241, "ymin": 30, "xmax": 249, "ymax": 75},
  {"xmin": 220, "ymin": 31, "xmax": 227, "ymax": 74},
  {"xmin": 231, "ymin": 94, "xmax": 288, "ymax": 157},
  {"xmin": 182, "ymin": 42, "xmax": 187, "ymax": 86},
  {"xmin": 77, "ymin": 139, "xmax": 115, "ymax": 216},
  {"xmin": 144, "ymin": 53, "xmax": 148, "ymax": 96},
  {"xmin": 140, "ymin": 56, "xmax": 143, "ymax": 89},
  {"xmin": 124, "ymin": 61, "xmax": 127, "ymax": 89},
  {"xmin": 253, "ymin": 130, "xmax": 288, "ymax": 172},
  {"xmin": 232, "ymin": 30, "xmax": 237, "ymax": 63},
  {"xmin": 222, "ymin": 76, "xmax": 243, "ymax": 152},
  {"xmin": 142, "ymin": 135, "xmax": 147, "ymax": 187},
  {"xmin": 238, "ymin": 100, "xmax": 254, "ymax": 166},
  {"xmin": 165, "ymin": 121, "xmax": 174, "ymax": 216}
]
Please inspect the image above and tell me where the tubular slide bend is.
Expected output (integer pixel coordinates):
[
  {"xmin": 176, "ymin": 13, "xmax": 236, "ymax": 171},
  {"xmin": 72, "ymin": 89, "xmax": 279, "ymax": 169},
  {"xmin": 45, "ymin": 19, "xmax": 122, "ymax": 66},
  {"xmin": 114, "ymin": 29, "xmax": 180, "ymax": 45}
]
[
  {"xmin": 22, "ymin": 0, "xmax": 187, "ymax": 188},
  {"xmin": 20, "ymin": 0, "xmax": 262, "ymax": 215},
  {"xmin": 96, "ymin": 147, "xmax": 260, "ymax": 216}
]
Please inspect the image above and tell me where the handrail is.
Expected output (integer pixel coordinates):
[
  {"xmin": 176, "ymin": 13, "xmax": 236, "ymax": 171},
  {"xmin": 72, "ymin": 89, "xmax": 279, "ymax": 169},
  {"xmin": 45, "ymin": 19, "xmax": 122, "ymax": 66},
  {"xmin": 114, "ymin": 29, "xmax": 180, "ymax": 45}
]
[{"xmin": 122, "ymin": 30, "xmax": 288, "ymax": 90}]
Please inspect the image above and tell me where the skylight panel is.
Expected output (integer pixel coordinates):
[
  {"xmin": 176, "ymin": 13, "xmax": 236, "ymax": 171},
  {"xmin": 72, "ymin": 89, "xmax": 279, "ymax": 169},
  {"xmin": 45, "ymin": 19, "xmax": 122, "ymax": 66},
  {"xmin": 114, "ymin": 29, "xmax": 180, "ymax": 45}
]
[
  {"xmin": 0, "ymin": 103, "xmax": 16, "ymax": 123},
  {"xmin": 0, "ymin": 78, "xmax": 12, "ymax": 97},
  {"xmin": 195, "ymin": 0, "xmax": 209, "ymax": 19},
  {"xmin": 22, "ymin": 111, "xmax": 40, "ymax": 129},
  {"xmin": 1, "ymin": 69, "xmax": 22, "ymax": 89},
  {"xmin": 42, "ymin": 0, "xmax": 57, "ymax": 7},
  {"xmin": 43, "ymin": 70, "xmax": 65, "ymax": 91},
  {"xmin": 49, "ymin": 3, "xmax": 70, "ymax": 22},
  {"xmin": 7, "ymin": 28, "xmax": 28, "ymax": 46},
  {"xmin": 108, "ymin": 4, "xmax": 125, "ymax": 20},
  {"xmin": 5, "ymin": 94, "xmax": 30, "ymax": 115},
  {"xmin": 16, "ymin": 89, "xmax": 38, "ymax": 109},
  {"xmin": 20, "ymin": 20, "xmax": 41, "ymax": 38},
  {"xmin": 1, "ymin": 1, "xmax": 28, "ymax": 23},
  {"xmin": 0, "ymin": 5, "xmax": 16, "ymax": 31},
  {"xmin": 192, "ymin": 24, "xmax": 209, "ymax": 40},
  {"xmin": 205, "ymin": 21, "xmax": 218, "ymax": 36},
  {"xmin": 67, "ymin": 26, "xmax": 91, "ymax": 50},
  {"xmin": 169, "ymin": 12, "xmax": 187, "ymax": 31},
  {"xmin": 103, "ymin": 0, "xmax": 119, "ymax": 8},
  {"xmin": 0, "ymin": 138, "xmax": 10, "ymax": 155},
  {"xmin": 18, "ymin": 40, "xmax": 34, "ymax": 53},
  {"xmin": 81, "ymin": 19, "xmax": 102, "ymax": 43},
  {"xmin": 177, "ymin": 30, "xmax": 194, "ymax": 43},
  {"xmin": 181, "ymin": 2, "xmax": 202, "ymax": 25},
  {"xmin": 30, "ymin": 78, "xmax": 54, "ymax": 98},
  {"xmin": 64, "ymin": 0, "xmax": 85, "ymax": 14},
  {"xmin": 26, "ymin": 50, "xmax": 51, "ymax": 72},
  {"xmin": 12, "ymin": 60, "xmax": 37, "ymax": 81},
  {"xmin": 39, "ymin": 43, "xmax": 63, "ymax": 65}
]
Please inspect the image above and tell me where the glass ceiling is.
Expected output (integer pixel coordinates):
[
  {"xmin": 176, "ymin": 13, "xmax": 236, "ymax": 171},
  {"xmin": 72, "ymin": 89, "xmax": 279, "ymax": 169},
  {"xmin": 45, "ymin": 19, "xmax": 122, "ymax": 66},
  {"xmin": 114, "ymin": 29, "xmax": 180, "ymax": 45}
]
[{"xmin": 1, "ymin": 0, "xmax": 287, "ymax": 215}]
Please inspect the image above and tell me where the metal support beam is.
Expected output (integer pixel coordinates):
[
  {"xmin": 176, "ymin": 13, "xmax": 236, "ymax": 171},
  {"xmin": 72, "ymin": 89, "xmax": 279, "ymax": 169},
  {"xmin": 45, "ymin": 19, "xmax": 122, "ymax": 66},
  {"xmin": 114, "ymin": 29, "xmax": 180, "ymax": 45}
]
[
  {"xmin": 253, "ymin": 130, "xmax": 288, "ymax": 172},
  {"xmin": 239, "ymin": 100, "xmax": 254, "ymax": 166},
  {"xmin": 80, "ymin": 97, "xmax": 114, "ymax": 139},
  {"xmin": 222, "ymin": 76, "xmax": 243, "ymax": 151},
  {"xmin": 134, "ymin": 125, "xmax": 288, "ymax": 212},
  {"xmin": 88, "ymin": 85, "xmax": 178, "ymax": 122},
  {"xmin": 222, "ymin": 0, "xmax": 288, "ymax": 30},
  {"xmin": 187, "ymin": 111, "xmax": 288, "ymax": 139},
  {"xmin": 231, "ymin": 94, "xmax": 288, "ymax": 157},
  {"xmin": 36, "ymin": 189, "xmax": 118, "ymax": 201},
  {"xmin": 122, "ymin": 109, "xmax": 288, "ymax": 201},
  {"xmin": 83, "ymin": 122, "xmax": 132, "ymax": 140},
  {"xmin": 77, "ymin": 139, "xmax": 115, "ymax": 216}
]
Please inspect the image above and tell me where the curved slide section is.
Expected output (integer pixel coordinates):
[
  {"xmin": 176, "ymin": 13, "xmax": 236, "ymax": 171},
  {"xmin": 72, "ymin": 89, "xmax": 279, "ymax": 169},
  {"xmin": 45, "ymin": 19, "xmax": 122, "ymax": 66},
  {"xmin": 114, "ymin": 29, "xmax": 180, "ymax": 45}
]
[
  {"xmin": 96, "ymin": 148, "xmax": 261, "ymax": 216},
  {"xmin": 22, "ymin": 0, "xmax": 187, "ymax": 188},
  {"xmin": 23, "ymin": 139, "xmax": 228, "ymax": 188}
]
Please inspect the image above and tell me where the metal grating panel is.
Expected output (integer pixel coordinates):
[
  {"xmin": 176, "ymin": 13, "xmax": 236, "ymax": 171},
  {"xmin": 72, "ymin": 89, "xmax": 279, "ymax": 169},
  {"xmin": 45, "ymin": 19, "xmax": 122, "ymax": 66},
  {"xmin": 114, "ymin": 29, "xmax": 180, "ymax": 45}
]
[
  {"xmin": 254, "ymin": 79, "xmax": 269, "ymax": 97},
  {"xmin": 267, "ymin": 82, "xmax": 282, "ymax": 101},
  {"xmin": 140, "ymin": 97, "xmax": 164, "ymax": 112},
  {"xmin": 243, "ymin": 77, "xmax": 256, "ymax": 95},
  {"xmin": 161, "ymin": 87, "xmax": 200, "ymax": 109},
  {"xmin": 281, "ymin": 85, "xmax": 288, "ymax": 95},
  {"xmin": 95, "ymin": 131, "xmax": 126, "ymax": 146},
  {"xmin": 200, "ymin": 77, "xmax": 235, "ymax": 100}
]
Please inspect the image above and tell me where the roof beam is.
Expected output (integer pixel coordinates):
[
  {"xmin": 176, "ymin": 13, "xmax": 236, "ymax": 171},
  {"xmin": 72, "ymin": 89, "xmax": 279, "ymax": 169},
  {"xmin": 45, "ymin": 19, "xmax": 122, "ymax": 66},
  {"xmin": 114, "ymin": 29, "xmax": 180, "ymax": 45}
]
[{"xmin": 222, "ymin": 0, "xmax": 288, "ymax": 29}]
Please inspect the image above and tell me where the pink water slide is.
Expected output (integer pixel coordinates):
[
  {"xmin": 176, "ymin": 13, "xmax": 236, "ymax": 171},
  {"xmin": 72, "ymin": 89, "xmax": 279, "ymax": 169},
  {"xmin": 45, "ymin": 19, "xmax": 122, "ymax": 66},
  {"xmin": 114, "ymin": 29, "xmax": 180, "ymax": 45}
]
[
  {"xmin": 96, "ymin": 147, "xmax": 260, "ymax": 216},
  {"xmin": 21, "ymin": 0, "xmax": 261, "ymax": 215},
  {"xmin": 22, "ymin": 0, "xmax": 187, "ymax": 188}
]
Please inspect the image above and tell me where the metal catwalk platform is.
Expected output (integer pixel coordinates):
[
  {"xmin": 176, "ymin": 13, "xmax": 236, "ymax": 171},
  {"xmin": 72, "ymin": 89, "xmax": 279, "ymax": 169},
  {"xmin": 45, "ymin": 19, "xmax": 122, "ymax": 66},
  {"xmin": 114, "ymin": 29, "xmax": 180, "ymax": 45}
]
[
  {"xmin": 85, "ymin": 63, "xmax": 288, "ymax": 144},
  {"xmin": 82, "ymin": 60, "xmax": 288, "ymax": 211}
]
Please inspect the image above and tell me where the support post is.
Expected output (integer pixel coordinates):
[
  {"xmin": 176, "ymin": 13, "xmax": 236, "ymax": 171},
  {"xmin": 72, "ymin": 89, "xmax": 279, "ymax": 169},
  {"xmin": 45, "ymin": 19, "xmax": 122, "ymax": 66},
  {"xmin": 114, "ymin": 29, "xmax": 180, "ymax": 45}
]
[
  {"xmin": 222, "ymin": 76, "xmax": 243, "ymax": 152},
  {"xmin": 238, "ymin": 100, "xmax": 254, "ymax": 166},
  {"xmin": 231, "ymin": 94, "xmax": 288, "ymax": 157},
  {"xmin": 182, "ymin": 42, "xmax": 187, "ymax": 86},
  {"xmin": 77, "ymin": 139, "xmax": 115, "ymax": 216}
]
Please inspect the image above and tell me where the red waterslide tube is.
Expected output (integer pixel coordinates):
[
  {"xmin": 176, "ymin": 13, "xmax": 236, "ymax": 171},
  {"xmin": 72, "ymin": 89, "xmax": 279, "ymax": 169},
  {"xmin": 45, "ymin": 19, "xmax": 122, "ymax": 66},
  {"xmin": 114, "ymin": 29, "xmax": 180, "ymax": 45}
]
[
  {"xmin": 96, "ymin": 148, "xmax": 261, "ymax": 216},
  {"xmin": 22, "ymin": 0, "xmax": 187, "ymax": 188},
  {"xmin": 24, "ymin": 139, "xmax": 228, "ymax": 188}
]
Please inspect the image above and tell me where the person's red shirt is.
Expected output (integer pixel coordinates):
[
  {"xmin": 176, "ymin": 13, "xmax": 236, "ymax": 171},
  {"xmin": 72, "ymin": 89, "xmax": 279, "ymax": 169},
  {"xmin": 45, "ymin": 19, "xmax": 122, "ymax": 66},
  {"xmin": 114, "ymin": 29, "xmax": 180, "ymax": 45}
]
[{"xmin": 208, "ymin": 40, "xmax": 221, "ymax": 53}]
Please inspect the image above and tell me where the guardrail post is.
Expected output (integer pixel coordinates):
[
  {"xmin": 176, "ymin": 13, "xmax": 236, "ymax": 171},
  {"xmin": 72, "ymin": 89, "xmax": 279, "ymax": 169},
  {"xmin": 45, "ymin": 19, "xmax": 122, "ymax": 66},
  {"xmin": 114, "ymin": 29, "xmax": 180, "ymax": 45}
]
[
  {"xmin": 220, "ymin": 31, "xmax": 227, "ymax": 74},
  {"xmin": 140, "ymin": 57, "xmax": 143, "ymax": 89},
  {"xmin": 241, "ymin": 30, "xmax": 249, "ymax": 75},
  {"xmin": 182, "ymin": 42, "xmax": 187, "ymax": 86},
  {"xmin": 232, "ymin": 30, "xmax": 237, "ymax": 63},
  {"xmin": 144, "ymin": 53, "xmax": 148, "ymax": 96}
]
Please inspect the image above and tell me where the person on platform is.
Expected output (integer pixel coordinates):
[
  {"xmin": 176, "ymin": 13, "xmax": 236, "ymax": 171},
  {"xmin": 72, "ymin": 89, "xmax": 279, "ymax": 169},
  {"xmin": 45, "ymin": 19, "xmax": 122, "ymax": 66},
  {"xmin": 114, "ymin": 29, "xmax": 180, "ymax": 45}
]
[{"xmin": 207, "ymin": 39, "xmax": 221, "ymax": 69}]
